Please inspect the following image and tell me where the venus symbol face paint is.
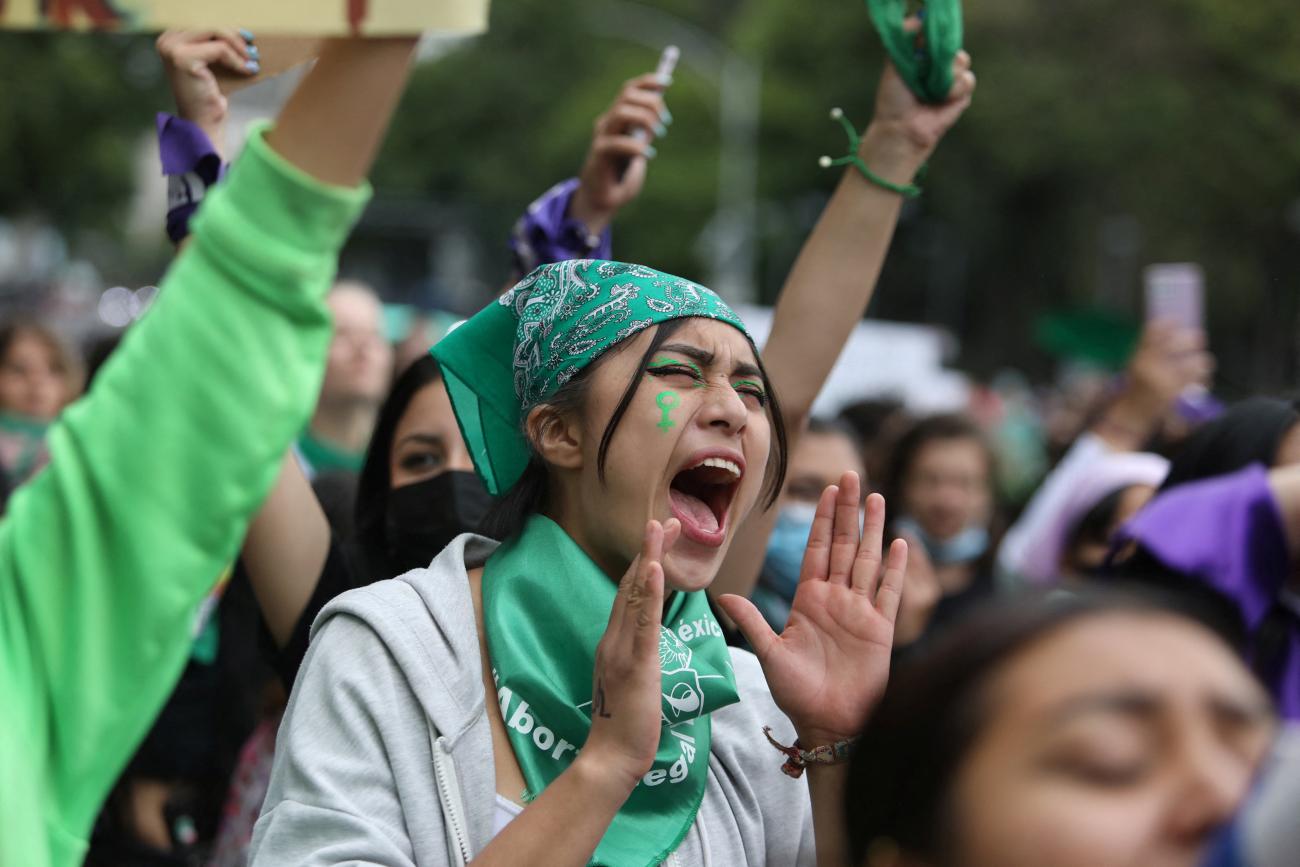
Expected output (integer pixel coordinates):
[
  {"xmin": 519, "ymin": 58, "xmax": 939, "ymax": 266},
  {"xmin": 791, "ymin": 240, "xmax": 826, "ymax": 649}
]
[{"xmin": 656, "ymin": 391, "xmax": 680, "ymax": 431}]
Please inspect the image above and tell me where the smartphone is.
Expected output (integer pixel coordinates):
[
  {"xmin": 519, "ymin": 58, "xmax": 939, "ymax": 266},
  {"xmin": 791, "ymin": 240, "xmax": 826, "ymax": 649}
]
[
  {"xmin": 1143, "ymin": 263, "xmax": 1204, "ymax": 331},
  {"xmin": 1144, "ymin": 262, "xmax": 1219, "ymax": 421},
  {"xmin": 619, "ymin": 45, "xmax": 679, "ymax": 179}
]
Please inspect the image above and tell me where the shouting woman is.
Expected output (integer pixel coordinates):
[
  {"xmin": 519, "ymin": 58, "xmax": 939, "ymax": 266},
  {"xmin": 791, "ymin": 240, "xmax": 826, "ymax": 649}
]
[
  {"xmin": 251, "ymin": 258, "xmax": 910, "ymax": 866},
  {"xmin": 251, "ymin": 53, "xmax": 977, "ymax": 867}
]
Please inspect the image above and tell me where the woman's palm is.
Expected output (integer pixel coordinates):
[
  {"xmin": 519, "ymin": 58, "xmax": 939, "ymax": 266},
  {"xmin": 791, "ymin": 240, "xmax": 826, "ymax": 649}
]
[{"xmin": 719, "ymin": 473, "xmax": 907, "ymax": 742}]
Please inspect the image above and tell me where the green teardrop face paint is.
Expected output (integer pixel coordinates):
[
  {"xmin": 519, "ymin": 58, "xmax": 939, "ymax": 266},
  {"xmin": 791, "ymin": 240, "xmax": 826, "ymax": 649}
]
[{"xmin": 656, "ymin": 391, "xmax": 681, "ymax": 431}]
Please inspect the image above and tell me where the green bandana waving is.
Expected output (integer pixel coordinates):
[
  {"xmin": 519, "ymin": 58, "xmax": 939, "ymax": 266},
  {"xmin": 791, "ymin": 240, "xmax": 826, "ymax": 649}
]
[
  {"xmin": 432, "ymin": 259, "xmax": 752, "ymax": 866},
  {"xmin": 866, "ymin": 0, "xmax": 964, "ymax": 104}
]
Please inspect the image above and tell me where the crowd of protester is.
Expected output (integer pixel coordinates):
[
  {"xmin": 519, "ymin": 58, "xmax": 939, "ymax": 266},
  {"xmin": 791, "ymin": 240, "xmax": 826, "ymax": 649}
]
[{"xmin": 0, "ymin": 20, "xmax": 1297, "ymax": 867}]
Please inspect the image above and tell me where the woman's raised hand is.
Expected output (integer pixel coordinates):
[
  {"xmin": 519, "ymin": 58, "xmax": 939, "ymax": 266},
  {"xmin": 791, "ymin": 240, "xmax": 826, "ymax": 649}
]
[
  {"xmin": 581, "ymin": 518, "xmax": 681, "ymax": 793},
  {"xmin": 718, "ymin": 473, "xmax": 907, "ymax": 746},
  {"xmin": 569, "ymin": 73, "xmax": 670, "ymax": 237},
  {"xmin": 858, "ymin": 24, "xmax": 976, "ymax": 188},
  {"xmin": 157, "ymin": 30, "xmax": 258, "ymax": 152}
]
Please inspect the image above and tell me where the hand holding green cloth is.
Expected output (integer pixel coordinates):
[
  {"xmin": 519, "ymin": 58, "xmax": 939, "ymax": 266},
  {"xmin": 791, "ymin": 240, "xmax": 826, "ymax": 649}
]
[
  {"xmin": 866, "ymin": 0, "xmax": 963, "ymax": 103},
  {"xmin": 431, "ymin": 259, "xmax": 749, "ymax": 496},
  {"xmin": 484, "ymin": 515, "xmax": 739, "ymax": 867}
]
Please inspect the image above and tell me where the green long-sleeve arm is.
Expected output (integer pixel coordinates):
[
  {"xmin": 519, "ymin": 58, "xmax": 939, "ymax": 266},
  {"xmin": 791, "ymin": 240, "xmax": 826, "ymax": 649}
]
[{"xmin": 0, "ymin": 126, "xmax": 370, "ymax": 867}]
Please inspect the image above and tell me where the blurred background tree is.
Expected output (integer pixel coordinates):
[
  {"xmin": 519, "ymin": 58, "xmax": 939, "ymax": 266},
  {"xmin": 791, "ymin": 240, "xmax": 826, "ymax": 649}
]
[
  {"xmin": 2, "ymin": 0, "xmax": 1299, "ymax": 390},
  {"xmin": 0, "ymin": 31, "xmax": 166, "ymax": 232}
]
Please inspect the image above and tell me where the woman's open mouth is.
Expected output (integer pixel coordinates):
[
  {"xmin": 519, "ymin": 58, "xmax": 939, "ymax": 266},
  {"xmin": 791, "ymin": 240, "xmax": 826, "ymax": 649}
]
[{"xmin": 668, "ymin": 450, "xmax": 744, "ymax": 547}]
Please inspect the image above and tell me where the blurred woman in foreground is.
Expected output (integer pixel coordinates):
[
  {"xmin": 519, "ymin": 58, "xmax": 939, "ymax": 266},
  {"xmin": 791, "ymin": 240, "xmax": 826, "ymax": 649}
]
[{"xmin": 845, "ymin": 591, "xmax": 1279, "ymax": 867}]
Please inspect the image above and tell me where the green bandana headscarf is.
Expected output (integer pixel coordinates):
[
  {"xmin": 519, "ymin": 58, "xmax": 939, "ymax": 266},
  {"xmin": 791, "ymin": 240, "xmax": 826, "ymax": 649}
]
[
  {"xmin": 431, "ymin": 259, "xmax": 749, "ymax": 496},
  {"xmin": 866, "ymin": 0, "xmax": 964, "ymax": 104},
  {"xmin": 484, "ymin": 515, "xmax": 739, "ymax": 867}
]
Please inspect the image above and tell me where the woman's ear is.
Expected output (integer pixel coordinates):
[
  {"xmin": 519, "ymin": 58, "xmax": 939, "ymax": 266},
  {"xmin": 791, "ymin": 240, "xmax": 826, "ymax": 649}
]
[{"xmin": 526, "ymin": 403, "xmax": 585, "ymax": 471}]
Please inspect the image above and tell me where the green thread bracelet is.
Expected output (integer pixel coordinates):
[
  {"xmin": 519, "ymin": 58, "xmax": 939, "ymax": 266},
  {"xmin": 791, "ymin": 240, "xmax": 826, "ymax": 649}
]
[{"xmin": 819, "ymin": 107, "xmax": 922, "ymax": 198}]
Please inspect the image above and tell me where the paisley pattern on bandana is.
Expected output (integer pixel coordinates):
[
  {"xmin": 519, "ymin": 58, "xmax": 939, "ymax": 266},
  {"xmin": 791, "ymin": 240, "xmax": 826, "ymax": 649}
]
[{"xmin": 499, "ymin": 260, "xmax": 748, "ymax": 408}]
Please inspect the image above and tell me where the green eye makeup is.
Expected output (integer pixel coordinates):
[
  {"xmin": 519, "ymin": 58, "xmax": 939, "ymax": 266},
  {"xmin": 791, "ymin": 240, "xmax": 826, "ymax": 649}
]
[
  {"xmin": 733, "ymin": 379, "xmax": 768, "ymax": 404},
  {"xmin": 647, "ymin": 356, "xmax": 706, "ymax": 387}
]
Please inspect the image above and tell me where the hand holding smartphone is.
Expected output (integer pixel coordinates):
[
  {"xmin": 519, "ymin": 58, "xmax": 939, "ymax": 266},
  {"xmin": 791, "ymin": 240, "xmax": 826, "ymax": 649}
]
[
  {"xmin": 617, "ymin": 45, "xmax": 678, "ymax": 181},
  {"xmin": 1143, "ymin": 262, "xmax": 1219, "ymax": 421},
  {"xmin": 1143, "ymin": 263, "xmax": 1204, "ymax": 331}
]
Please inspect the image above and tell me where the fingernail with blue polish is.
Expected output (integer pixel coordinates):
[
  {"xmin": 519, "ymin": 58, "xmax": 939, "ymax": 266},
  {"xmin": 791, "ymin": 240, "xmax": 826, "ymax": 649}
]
[
  {"xmin": 660, "ymin": 106, "xmax": 673, "ymax": 125},
  {"xmin": 655, "ymin": 73, "xmax": 673, "ymax": 87},
  {"xmin": 247, "ymin": 44, "xmax": 260, "ymax": 60},
  {"xmin": 653, "ymin": 121, "xmax": 668, "ymax": 138},
  {"xmin": 645, "ymin": 144, "xmax": 658, "ymax": 159},
  {"xmin": 246, "ymin": 59, "xmax": 261, "ymax": 74},
  {"xmin": 240, "ymin": 29, "xmax": 256, "ymax": 43}
]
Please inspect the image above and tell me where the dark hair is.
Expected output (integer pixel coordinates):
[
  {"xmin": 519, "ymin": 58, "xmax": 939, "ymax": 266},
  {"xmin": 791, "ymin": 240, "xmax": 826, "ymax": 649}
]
[
  {"xmin": 1062, "ymin": 485, "xmax": 1128, "ymax": 569},
  {"xmin": 882, "ymin": 413, "xmax": 996, "ymax": 517},
  {"xmin": 843, "ymin": 588, "xmax": 1245, "ymax": 863},
  {"xmin": 836, "ymin": 396, "xmax": 906, "ymax": 445},
  {"xmin": 352, "ymin": 355, "xmax": 444, "ymax": 573},
  {"xmin": 83, "ymin": 333, "xmax": 122, "ymax": 388},
  {"xmin": 484, "ymin": 319, "xmax": 789, "ymax": 540},
  {"xmin": 805, "ymin": 415, "xmax": 859, "ymax": 442},
  {"xmin": 1161, "ymin": 396, "xmax": 1300, "ymax": 493}
]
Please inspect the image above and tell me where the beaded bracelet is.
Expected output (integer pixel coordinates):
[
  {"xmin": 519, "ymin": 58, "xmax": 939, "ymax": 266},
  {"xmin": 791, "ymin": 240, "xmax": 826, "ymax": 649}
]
[
  {"xmin": 763, "ymin": 726, "xmax": 859, "ymax": 779},
  {"xmin": 818, "ymin": 107, "xmax": 922, "ymax": 199}
]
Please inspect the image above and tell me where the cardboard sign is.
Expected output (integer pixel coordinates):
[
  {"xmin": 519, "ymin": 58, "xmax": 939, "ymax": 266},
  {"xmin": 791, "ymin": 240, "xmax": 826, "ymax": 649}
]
[{"xmin": 0, "ymin": 0, "xmax": 489, "ymax": 36}]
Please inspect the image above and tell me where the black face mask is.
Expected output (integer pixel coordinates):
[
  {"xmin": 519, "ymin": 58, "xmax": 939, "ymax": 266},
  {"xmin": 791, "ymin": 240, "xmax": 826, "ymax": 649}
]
[{"xmin": 383, "ymin": 470, "xmax": 494, "ymax": 574}]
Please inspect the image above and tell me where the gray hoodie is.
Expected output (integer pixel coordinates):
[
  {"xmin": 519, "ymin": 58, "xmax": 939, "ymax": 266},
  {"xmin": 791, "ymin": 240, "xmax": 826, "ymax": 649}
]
[{"xmin": 250, "ymin": 534, "xmax": 816, "ymax": 866}]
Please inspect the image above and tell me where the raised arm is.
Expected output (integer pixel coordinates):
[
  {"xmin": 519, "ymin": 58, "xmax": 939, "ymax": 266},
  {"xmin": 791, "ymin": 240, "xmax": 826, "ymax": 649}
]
[
  {"xmin": 504, "ymin": 72, "xmax": 668, "ymax": 287},
  {"xmin": 155, "ymin": 32, "xmax": 334, "ymax": 649},
  {"xmin": 996, "ymin": 319, "xmax": 1211, "ymax": 583},
  {"xmin": 763, "ymin": 56, "xmax": 973, "ymax": 428},
  {"xmin": 0, "ymin": 36, "xmax": 415, "ymax": 863},
  {"xmin": 709, "ymin": 52, "xmax": 974, "ymax": 604}
]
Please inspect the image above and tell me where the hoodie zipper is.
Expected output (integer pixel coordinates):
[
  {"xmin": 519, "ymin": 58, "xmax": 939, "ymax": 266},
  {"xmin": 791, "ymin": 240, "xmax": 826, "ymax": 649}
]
[{"xmin": 431, "ymin": 733, "xmax": 474, "ymax": 865}]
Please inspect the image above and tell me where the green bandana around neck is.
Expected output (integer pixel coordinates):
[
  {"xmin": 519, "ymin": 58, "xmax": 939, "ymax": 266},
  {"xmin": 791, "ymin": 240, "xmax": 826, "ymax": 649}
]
[
  {"xmin": 430, "ymin": 259, "xmax": 748, "ymax": 496},
  {"xmin": 0, "ymin": 411, "xmax": 50, "ymax": 481},
  {"xmin": 483, "ymin": 515, "xmax": 740, "ymax": 867},
  {"xmin": 866, "ymin": 0, "xmax": 964, "ymax": 104},
  {"xmin": 0, "ymin": 411, "xmax": 50, "ymax": 438}
]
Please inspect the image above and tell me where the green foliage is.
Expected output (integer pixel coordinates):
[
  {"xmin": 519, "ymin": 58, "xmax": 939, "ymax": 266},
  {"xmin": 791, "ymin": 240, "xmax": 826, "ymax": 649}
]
[
  {"xmin": 3, "ymin": 1, "xmax": 1299, "ymax": 386},
  {"xmin": 0, "ymin": 31, "xmax": 167, "ymax": 233},
  {"xmin": 374, "ymin": 0, "xmax": 729, "ymax": 286}
]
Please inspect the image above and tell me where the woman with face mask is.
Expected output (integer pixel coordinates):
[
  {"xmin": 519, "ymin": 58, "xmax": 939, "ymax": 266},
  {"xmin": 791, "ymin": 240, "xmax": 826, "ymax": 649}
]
[
  {"xmin": 222, "ymin": 52, "xmax": 678, "ymax": 689},
  {"xmin": 881, "ymin": 413, "xmax": 999, "ymax": 634},
  {"xmin": 752, "ymin": 419, "xmax": 866, "ymax": 632},
  {"xmin": 0, "ymin": 35, "xmax": 414, "ymax": 867},
  {"xmin": 145, "ymin": 32, "xmax": 676, "ymax": 862},
  {"xmin": 251, "ymin": 258, "xmax": 915, "ymax": 866}
]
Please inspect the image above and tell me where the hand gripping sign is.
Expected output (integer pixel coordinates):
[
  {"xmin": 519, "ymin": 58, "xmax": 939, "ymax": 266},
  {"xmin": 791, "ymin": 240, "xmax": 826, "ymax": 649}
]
[{"xmin": 0, "ymin": 0, "xmax": 489, "ymax": 36}]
